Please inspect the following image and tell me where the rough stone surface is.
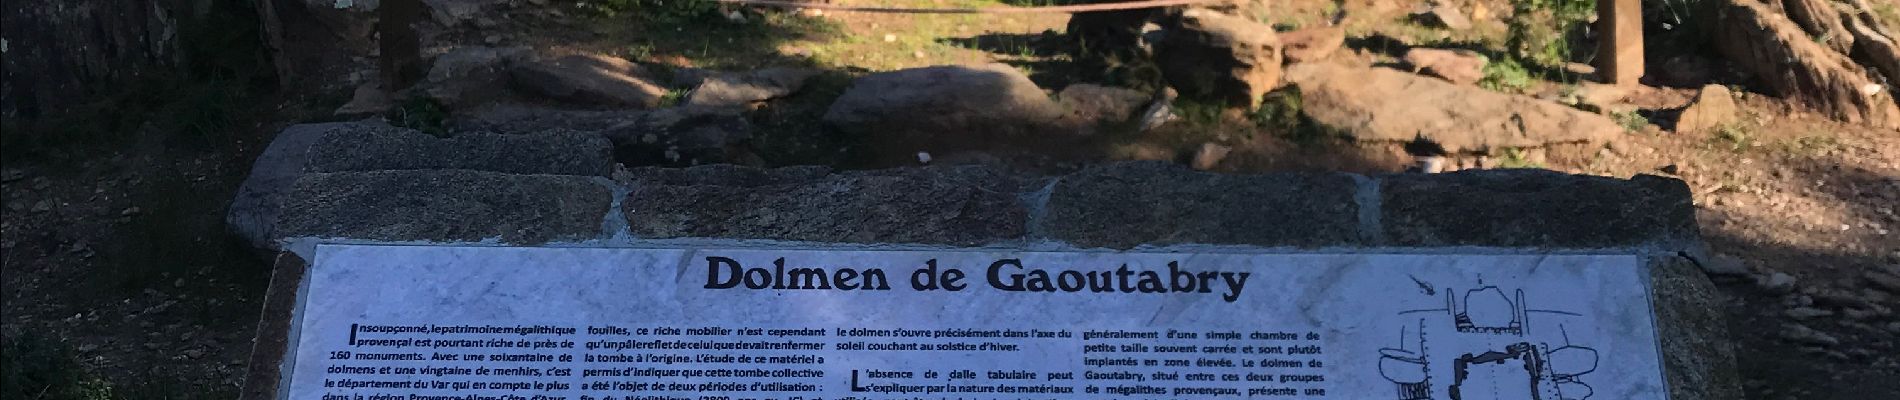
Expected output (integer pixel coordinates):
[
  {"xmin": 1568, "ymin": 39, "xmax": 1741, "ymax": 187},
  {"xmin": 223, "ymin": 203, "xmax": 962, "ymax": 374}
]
[
  {"xmin": 1155, "ymin": 8, "xmax": 1282, "ymax": 109},
  {"xmin": 1381, "ymin": 170, "xmax": 1699, "ymax": 247},
  {"xmin": 1279, "ymin": 26, "xmax": 1346, "ymax": 63},
  {"xmin": 1648, "ymin": 256, "xmax": 1746, "ymax": 400},
  {"xmin": 1044, "ymin": 162, "xmax": 1361, "ymax": 249},
  {"xmin": 1675, "ymin": 84, "xmax": 1738, "ymax": 133},
  {"xmin": 511, "ymin": 53, "xmax": 667, "ymax": 108},
  {"xmin": 306, "ymin": 125, "xmax": 614, "ymax": 176},
  {"xmin": 276, "ymin": 170, "xmax": 612, "ymax": 245},
  {"xmin": 1713, "ymin": 0, "xmax": 1900, "ymax": 128},
  {"xmin": 683, "ymin": 67, "xmax": 820, "ymax": 108},
  {"xmin": 624, "ymin": 165, "xmax": 1031, "ymax": 245},
  {"xmin": 1782, "ymin": 0, "xmax": 1857, "ymax": 56},
  {"xmin": 1287, "ymin": 64, "xmax": 1624, "ymax": 152},
  {"xmin": 420, "ymin": 46, "xmax": 530, "ymax": 108},
  {"xmin": 229, "ymin": 122, "xmax": 369, "ymax": 250},
  {"xmin": 1057, "ymin": 84, "xmax": 1151, "ymax": 125},
  {"xmin": 1843, "ymin": 0, "xmax": 1900, "ymax": 89},
  {"xmin": 823, "ymin": 64, "xmax": 1067, "ymax": 149},
  {"xmin": 1403, "ymin": 48, "xmax": 1487, "ymax": 85}
]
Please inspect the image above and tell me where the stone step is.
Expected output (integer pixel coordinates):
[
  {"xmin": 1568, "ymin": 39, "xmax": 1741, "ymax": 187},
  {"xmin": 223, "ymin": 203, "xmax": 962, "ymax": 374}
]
[
  {"xmin": 228, "ymin": 121, "xmax": 614, "ymax": 250},
  {"xmin": 272, "ymin": 169, "xmax": 612, "ymax": 247}
]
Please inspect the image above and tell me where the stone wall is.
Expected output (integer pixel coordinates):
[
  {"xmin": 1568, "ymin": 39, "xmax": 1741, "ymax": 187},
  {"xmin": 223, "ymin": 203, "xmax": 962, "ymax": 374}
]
[{"xmin": 235, "ymin": 122, "xmax": 1740, "ymax": 400}]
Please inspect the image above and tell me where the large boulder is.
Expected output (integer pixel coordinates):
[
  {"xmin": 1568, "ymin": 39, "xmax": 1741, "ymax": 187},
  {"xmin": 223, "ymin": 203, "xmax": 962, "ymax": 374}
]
[
  {"xmin": 822, "ymin": 64, "xmax": 1067, "ymax": 149},
  {"xmin": 1286, "ymin": 64, "xmax": 1623, "ymax": 152},
  {"xmin": 510, "ymin": 53, "xmax": 668, "ymax": 108},
  {"xmin": 1154, "ymin": 8, "xmax": 1283, "ymax": 109},
  {"xmin": 1712, "ymin": 0, "xmax": 1900, "ymax": 128},
  {"xmin": 419, "ymin": 46, "xmax": 531, "ymax": 108}
]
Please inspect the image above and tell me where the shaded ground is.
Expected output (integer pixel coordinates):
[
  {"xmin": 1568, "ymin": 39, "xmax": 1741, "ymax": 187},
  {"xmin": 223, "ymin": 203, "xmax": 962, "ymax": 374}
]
[{"xmin": 3, "ymin": 1, "xmax": 1898, "ymax": 399}]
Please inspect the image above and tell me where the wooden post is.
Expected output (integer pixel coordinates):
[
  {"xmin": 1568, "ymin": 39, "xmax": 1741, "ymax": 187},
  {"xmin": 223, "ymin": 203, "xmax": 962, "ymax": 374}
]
[
  {"xmin": 1596, "ymin": 0, "xmax": 1644, "ymax": 85},
  {"xmin": 379, "ymin": 0, "xmax": 425, "ymax": 90}
]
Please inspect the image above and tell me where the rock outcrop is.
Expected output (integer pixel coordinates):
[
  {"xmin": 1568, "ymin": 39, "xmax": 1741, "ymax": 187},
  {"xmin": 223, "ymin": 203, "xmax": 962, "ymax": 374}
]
[
  {"xmin": 1154, "ymin": 8, "xmax": 1283, "ymax": 109},
  {"xmin": 823, "ymin": 64, "xmax": 1067, "ymax": 150},
  {"xmin": 1713, "ymin": 0, "xmax": 1900, "ymax": 128},
  {"xmin": 511, "ymin": 53, "xmax": 669, "ymax": 108},
  {"xmin": 1286, "ymin": 64, "xmax": 1623, "ymax": 152}
]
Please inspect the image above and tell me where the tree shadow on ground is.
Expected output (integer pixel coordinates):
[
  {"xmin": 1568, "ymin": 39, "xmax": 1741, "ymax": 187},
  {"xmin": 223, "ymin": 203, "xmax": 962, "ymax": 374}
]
[
  {"xmin": 1693, "ymin": 151, "xmax": 1900, "ymax": 400},
  {"xmin": 938, "ymin": 32, "xmax": 1080, "ymax": 88},
  {"xmin": 1343, "ymin": 33, "xmax": 1578, "ymax": 80}
]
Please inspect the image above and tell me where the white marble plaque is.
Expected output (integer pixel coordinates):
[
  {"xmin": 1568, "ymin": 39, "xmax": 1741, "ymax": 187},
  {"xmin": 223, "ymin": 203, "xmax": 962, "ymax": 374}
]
[{"xmin": 285, "ymin": 245, "xmax": 1668, "ymax": 400}]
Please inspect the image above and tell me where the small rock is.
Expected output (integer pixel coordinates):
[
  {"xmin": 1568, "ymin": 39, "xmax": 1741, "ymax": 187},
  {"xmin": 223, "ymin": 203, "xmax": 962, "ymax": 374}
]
[
  {"xmin": 683, "ymin": 67, "xmax": 820, "ymax": 108},
  {"xmin": 333, "ymin": 81, "xmax": 395, "ymax": 116},
  {"xmin": 30, "ymin": 199, "xmax": 51, "ymax": 213},
  {"xmin": 0, "ymin": 168, "xmax": 24, "ymax": 182},
  {"xmin": 77, "ymin": 343, "xmax": 99, "ymax": 353},
  {"xmin": 183, "ymin": 348, "xmax": 207, "ymax": 359},
  {"xmin": 1191, "ymin": 143, "xmax": 1232, "ymax": 170},
  {"xmin": 1657, "ymin": 164, "xmax": 1680, "ymax": 175},
  {"xmin": 1700, "ymin": 254, "xmax": 1751, "ymax": 276},
  {"xmin": 1414, "ymin": 6, "xmax": 1472, "ymax": 30},
  {"xmin": 484, "ymin": 34, "xmax": 502, "ymax": 45},
  {"xmin": 883, "ymin": 34, "xmax": 897, "ymax": 42},
  {"xmin": 912, "ymin": 50, "xmax": 925, "ymax": 59},
  {"xmin": 173, "ymin": 278, "xmax": 186, "ymax": 288},
  {"xmin": 1781, "ymin": 324, "xmax": 1840, "ymax": 346},
  {"xmin": 1886, "ymin": 322, "xmax": 1900, "ymax": 334},
  {"xmin": 1403, "ymin": 48, "xmax": 1487, "ymax": 85},
  {"xmin": 1758, "ymin": 272, "xmax": 1797, "ymax": 293},
  {"xmin": 1785, "ymin": 307, "xmax": 1833, "ymax": 320},
  {"xmin": 142, "ymin": 342, "xmax": 161, "ymax": 351},
  {"xmin": 1675, "ymin": 84, "xmax": 1737, "ymax": 133},
  {"xmin": 120, "ymin": 207, "xmax": 141, "ymax": 216}
]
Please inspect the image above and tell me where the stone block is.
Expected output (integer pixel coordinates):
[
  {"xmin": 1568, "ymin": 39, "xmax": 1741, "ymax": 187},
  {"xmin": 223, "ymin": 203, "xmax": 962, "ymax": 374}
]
[
  {"xmin": 1380, "ymin": 169, "xmax": 1698, "ymax": 247},
  {"xmin": 624, "ymin": 165, "xmax": 1032, "ymax": 245},
  {"xmin": 1647, "ymin": 255, "xmax": 1745, "ymax": 400},
  {"xmin": 275, "ymin": 170, "xmax": 612, "ymax": 245},
  {"xmin": 1043, "ymin": 161, "xmax": 1362, "ymax": 249},
  {"xmin": 308, "ymin": 126, "xmax": 614, "ymax": 176}
]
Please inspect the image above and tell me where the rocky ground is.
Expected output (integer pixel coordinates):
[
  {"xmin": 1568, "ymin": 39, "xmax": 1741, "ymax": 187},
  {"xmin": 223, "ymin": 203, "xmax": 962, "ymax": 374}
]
[{"xmin": 3, "ymin": 0, "xmax": 1899, "ymax": 399}]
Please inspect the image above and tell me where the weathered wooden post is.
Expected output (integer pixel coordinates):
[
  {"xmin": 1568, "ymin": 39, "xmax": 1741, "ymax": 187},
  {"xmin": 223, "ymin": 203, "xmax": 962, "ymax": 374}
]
[{"xmin": 1596, "ymin": 0, "xmax": 1644, "ymax": 85}]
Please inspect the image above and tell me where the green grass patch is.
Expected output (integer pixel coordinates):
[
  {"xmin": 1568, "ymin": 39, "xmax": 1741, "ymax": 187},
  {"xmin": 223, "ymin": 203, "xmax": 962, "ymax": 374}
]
[
  {"xmin": 1480, "ymin": 56, "xmax": 1535, "ymax": 92},
  {"xmin": 1496, "ymin": 148, "xmax": 1546, "ymax": 169},
  {"xmin": 1709, "ymin": 123, "xmax": 1756, "ymax": 152},
  {"xmin": 1611, "ymin": 110, "xmax": 1649, "ymax": 132}
]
